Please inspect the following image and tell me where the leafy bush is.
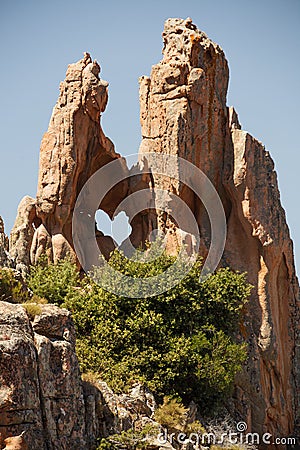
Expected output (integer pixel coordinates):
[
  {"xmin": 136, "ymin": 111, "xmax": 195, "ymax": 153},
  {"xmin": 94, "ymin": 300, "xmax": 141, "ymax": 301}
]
[
  {"xmin": 28, "ymin": 251, "xmax": 251, "ymax": 412},
  {"xmin": 27, "ymin": 257, "xmax": 80, "ymax": 305}
]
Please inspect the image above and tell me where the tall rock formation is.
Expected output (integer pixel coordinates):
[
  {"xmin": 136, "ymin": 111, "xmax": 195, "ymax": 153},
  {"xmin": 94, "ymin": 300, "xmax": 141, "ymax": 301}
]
[
  {"xmin": 0, "ymin": 217, "xmax": 13, "ymax": 269},
  {"xmin": 139, "ymin": 18, "xmax": 230, "ymax": 253},
  {"xmin": 226, "ymin": 118, "xmax": 299, "ymax": 437},
  {"xmin": 9, "ymin": 197, "xmax": 37, "ymax": 276},
  {"xmin": 138, "ymin": 18, "xmax": 299, "ymax": 438},
  {"xmin": 10, "ymin": 53, "xmax": 128, "ymax": 267},
  {"xmin": 6, "ymin": 17, "xmax": 299, "ymax": 442}
]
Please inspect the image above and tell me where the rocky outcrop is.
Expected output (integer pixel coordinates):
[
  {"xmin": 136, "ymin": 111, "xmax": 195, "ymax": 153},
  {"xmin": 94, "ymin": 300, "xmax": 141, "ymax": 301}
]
[
  {"xmin": 9, "ymin": 197, "xmax": 37, "ymax": 276},
  {"xmin": 225, "ymin": 119, "xmax": 299, "ymax": 437},
  {"xmin": 82, "ymin": 379, "xmax": 158, "ymax": 447},
  {"xmin": 10, "ymin": 53, "xmax": 128, "ymax": 267},
  {"xmin": 138, "ymin": 18, "xmax": 299, "ymax": 438},
  {"xmin": 0, "ymin": 302, "xmax": 86, "ymax": 449},
  {"xmin": 0, "ymin": 218, "xmax": 13, "ymax": 269},
  {"xmin": 4, "ymin": 16, "xmax": 299, "ymax": 444},
  {"xmin": 0, "ymin": 301, "xmax": 163, "ymax": 449},
  {"xmin": 138, "ymin": 18, "xmax": 230, "ymax": 254}
]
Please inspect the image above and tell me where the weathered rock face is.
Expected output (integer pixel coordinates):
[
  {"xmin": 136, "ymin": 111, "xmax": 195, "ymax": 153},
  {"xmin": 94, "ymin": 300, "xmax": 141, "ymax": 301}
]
[
  {"xmin": 139, "ymin": 18, "xmax": 230, "ymax": 253},
  {"xmin": 0, "ymin": 301, "xmax": 162, "ymax": 449},
  {"xmin": 0, "ymin": 217, "xmax": 13, "ymax": 269},
  {"xmin": 9, "ymin": 197, "xmax": 37, "ymax": 276},
  {"xmin": 0, "ymin": 302, "xmax": 44, "ymax": 449},
  {"xmin": 10, "ymin": 53, "xmax": 128, "ymax": 267},
  {"xmin": 0, "ymin": 302, "xmax": 86, "ymax": 449},
  {"xmin": 225, "ymin": 120, "xmax": 299, "ymax": 437},
  {"xmin": 5, "ymin": 17, "xmax": 299, "ymax": 443},
  {"xmin": 139, "ymin": 17, "xmax": 228, "ymax": 184},
  {"xmin": 138, "ymin": 18, "xmax": 299, "ymax": 438},
  {"xmin": 82, "ymin": 379, "xmax": 158, "ymax": 446}
]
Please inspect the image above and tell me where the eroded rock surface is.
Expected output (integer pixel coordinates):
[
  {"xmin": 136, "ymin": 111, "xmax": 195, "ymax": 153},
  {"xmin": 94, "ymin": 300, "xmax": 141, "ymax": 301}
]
[
  {"xmin": 82, "ymin": 379, "xmax": 158, "ymax": 446},
  {"xmin": 9, "ymin": 197, "xmax": 37, "ymax": 276},
  {"xmin": 0, "ymin": 218, "xmax": 13, "ymax": 269},
  {"xmin": 0, "ymin": 302, "xmax": 86, "ymax": 449},
  {"xmin": 0, "ymin": 301, "xmax": 163, "ymax": 450},
  {"xmin": 138, "ymin": 18, "xmax": 299, "ymax": 438},
  {"xmin": 139, "ymin": 17, "xmax": 230, "ymax": 253},
  {"xmin": 10, "ymin": 53, "xmax": 128, "ymax": 268},
  {"xmin": 3, "ymin": 16, "xmax": 299, "ymax": 444},
  {"xmin": 225, "ymin": 122, "xmax": 299, "ymax": 437}
]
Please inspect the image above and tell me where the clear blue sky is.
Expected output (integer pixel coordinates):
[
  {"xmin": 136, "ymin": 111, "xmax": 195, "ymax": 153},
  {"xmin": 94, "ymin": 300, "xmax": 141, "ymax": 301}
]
[{"xmin": 0, "ymin": 0, "xmax": 299, "ymax": 273}]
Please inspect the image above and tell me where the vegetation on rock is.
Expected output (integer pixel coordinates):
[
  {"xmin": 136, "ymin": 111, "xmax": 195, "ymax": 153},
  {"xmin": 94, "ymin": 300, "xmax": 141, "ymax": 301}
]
[
  {"xmin": 96, "ymin": 424, "xmax": 159, "ymax": 450},
  {"xmin": 27, "ymin": 250, "xmax": 251, "ymax": 414},
  {"xmin": 0, "ymin": 267, "xmax": 30, "ymax": 302},
  {"xmin": 27, "ymin": 256, "xmax": 79, "ymax": 305},
  {"xmin": 154, "ymin": 396, "xmax": 188, "ymax": 430}
]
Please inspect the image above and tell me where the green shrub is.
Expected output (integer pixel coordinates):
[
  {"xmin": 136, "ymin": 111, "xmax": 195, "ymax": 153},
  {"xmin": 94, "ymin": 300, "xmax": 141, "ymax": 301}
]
[
  {"xmin": 96, "ymin": 424, "xmax": 159, "ymax": 450},
  {"xmin": 22, "ymin": 296, "xmax": 48, "ymax": 320},
  {"xmin": 0, "ymin": 267, "xmax": 30, "ymax": 303},
  {"xmin": 27, "ymin": 257, "xmax": 80, "ymax": 305},
  {"xmin": 28, "ymin": 251, "xmax": 251, "ymax": 412},
  {"xmin": 22, "ymin": 302, "xmax": 42, "ymax": 319},
  {"xmin": 154, "ymin": 396, "xmax": 187, "ymax": 430},
  {"xmin": 96, "ymin": 439, "xmax": 116, "ymax": 450}
]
